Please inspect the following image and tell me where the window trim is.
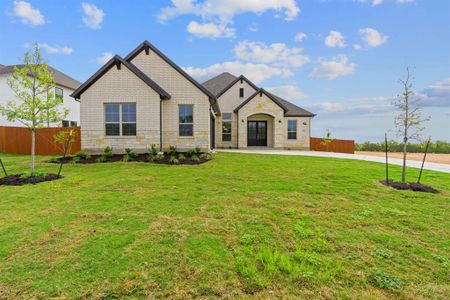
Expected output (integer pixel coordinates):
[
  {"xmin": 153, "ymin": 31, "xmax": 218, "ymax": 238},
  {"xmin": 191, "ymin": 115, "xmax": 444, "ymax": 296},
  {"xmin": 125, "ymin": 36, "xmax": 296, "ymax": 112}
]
[
  {"xmin": 287, "ymin": 120, "xmax": 297, "ymax": 140},
  {"xmin": 104, "ymin": 103, "xmax": 137, "ymax": 137},
  {"xmin": 55, "ymin": 87, "xmax": 64, "ymax": 101},
  {"xmin": 239, "ymin": 88, "xmax": 244, "ymax": 98},
  {"xmin": 178, "ymin": 104, "xmax": 194, "ymax": 137},
  {"xmin": 222, "ymin": 113, "xmax": 232, "ymax": 142}
]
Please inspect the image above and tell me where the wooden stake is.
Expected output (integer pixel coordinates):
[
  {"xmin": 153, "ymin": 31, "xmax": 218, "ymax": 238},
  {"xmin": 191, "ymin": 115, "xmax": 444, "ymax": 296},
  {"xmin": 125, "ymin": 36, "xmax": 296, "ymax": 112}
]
[
  {"xmin": 57, "ymin": 129, "xmax": 74, "ymax": 178},
  {"xmin": 385, "ymin": 133, "xmax": 389, "ymax": 184},
  {"xmin": 0, "ymin": 159, "xmax": 7, "ymax": 177},
  {"xmin": 417, "ymin": 136, "xmax": 431, "ymax": 184}
]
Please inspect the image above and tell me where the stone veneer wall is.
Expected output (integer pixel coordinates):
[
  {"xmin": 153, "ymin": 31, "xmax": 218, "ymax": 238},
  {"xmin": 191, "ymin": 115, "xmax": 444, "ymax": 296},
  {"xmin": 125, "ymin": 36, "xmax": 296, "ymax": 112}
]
[
  {"xmin": 130, "ymin": 50, "xmax": 211, "ymax": 151},
  {"xmin": 80, "ymin": 65, "xmax": 161, "ymax": 154}
]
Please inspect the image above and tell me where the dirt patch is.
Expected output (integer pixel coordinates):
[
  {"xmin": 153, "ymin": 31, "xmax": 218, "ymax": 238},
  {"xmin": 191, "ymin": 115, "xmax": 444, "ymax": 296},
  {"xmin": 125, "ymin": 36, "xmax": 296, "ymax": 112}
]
[
  {"xmin": 0, "ymin": 174, "xmax": 62, "ymax": 186},
  {"xmin": 49, "ymin": 153, "xmax": 210, "ymax": 165},
  {"xmin": 357, "ymin": 151, "xmax": 450, "ymax": 165},
  {"xmin": 380, "ymin": 180, "xmax": 439, "ymax": 193}
]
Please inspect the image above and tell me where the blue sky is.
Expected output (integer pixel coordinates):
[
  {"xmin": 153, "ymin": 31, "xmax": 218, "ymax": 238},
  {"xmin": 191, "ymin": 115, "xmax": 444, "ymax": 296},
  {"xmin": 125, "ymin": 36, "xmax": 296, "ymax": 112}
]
[{"xmin": 1, "ymin": 0, "xmax": 449, "ymax": 142}]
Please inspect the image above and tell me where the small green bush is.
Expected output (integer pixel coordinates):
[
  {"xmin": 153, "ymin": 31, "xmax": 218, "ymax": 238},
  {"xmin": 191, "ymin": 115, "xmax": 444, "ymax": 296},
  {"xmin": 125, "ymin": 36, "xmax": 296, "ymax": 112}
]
[
  {"xmin": 156, "ymin": 152, "xmax": 165, "ymax": 160},
  {"xmin": 97, "ymin": 156, "xmax": 107, "ymax": 163},
  {"xmin": 369, "ymin": 268, "xmax": 402, "ymax": 290},
  {"xmin": 72, "ymin": 156, "xmax": 81, "ymax": 163},
  {"xmin": 21, "ymin": 171, "xmax": 46, "ymax": 179},
  {"xmin": 169, "ymin": 156, "xmax": 179, "ymax": 165},
  {"xmin": 168, "ymin": 145, "xmax": 177, "ymax": 156},
  {"xmin": 188, "ymin": 147, "xmax": 200, "ymax": 156},
  {"xmin": 74, "ymin": 151, "xmax": 91, "ymax": 160},
  {"xmin": 148, "ymin": 144, "xmax": 159, "ymax": 156},
  {"xmin": 191, "ymin": 154, "xmax": 200, "ymax": 162},
  {"xmin": 125, "ymin": 148, "xmax": 138, "ymax": 158},
  {"xmin": 148, "ymin": 154, "xmax": 156, "ymax": 162},
  {"xmin": 103, "ymin": 146, "xmax": 113, "ymax": 158},
  {"xmin": 178, "ymin": 153, "xmax": 186, "ymax": 161}
]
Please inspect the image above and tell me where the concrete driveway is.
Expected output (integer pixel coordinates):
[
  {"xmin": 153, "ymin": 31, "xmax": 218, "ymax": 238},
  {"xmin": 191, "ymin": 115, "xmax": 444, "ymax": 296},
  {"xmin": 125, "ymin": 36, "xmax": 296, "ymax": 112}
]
[{"xmin": 217, "ymin": 149, "xmax": 450, "ymax": 173}]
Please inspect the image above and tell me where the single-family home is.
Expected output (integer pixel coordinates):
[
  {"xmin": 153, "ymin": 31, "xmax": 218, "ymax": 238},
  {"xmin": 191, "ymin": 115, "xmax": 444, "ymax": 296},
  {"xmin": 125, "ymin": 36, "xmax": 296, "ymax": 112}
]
[
  {"xmin": 0, "ymin": 64, "xmax": 81, "ymax": 127},
  {"xmin": 71, "ymin": 41, "xmax": 315, "ymax": 153}
]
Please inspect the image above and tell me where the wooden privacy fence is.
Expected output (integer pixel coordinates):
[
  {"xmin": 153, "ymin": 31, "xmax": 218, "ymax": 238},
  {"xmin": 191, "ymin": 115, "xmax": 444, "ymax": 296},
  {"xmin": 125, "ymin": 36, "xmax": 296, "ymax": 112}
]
[
  {"xmin": 0, "ymin": 126, "xmax": 81, "ymax": 155},
  {"xmin": 310, "ymin": 137, "xmax": 355, "ymax": 154}
]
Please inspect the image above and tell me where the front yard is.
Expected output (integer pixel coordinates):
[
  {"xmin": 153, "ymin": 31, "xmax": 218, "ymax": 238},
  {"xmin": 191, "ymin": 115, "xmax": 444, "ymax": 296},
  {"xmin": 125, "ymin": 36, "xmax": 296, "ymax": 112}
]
[{"xmin": 0, "ymin": 152, "xmax": 448, "ymax": 299}]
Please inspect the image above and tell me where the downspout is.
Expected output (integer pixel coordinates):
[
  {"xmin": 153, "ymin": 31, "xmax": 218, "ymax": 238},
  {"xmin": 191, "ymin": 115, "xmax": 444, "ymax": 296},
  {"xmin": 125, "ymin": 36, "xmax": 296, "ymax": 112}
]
[
  {"xmin": 237, "ymin": 111, "xmax": 239, "ymax": 149},
  {"xmin": 160, "ymin": 99, "xmax": 163, "ymax": 152}
]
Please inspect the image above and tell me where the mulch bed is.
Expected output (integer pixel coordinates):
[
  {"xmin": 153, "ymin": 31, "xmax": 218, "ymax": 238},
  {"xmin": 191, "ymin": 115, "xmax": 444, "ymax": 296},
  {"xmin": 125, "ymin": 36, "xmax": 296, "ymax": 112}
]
[
  {"xmin": 50, "ymin": 153, "xmax": 210, "ymax": 165},
  {"xmin": 380, "ymin": 180, "xmax": 439, "ymax": 193},
  {"xmin": 0, "ymin": 174, "xmax": 62, "ymax": 186}
]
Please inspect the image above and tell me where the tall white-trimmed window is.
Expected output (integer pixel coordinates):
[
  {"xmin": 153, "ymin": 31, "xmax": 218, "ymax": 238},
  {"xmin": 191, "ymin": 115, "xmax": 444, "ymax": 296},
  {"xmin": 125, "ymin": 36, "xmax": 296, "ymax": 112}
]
[
  {"xmin": 179, "ymin": 104, "xmax": 193, "ymax": 136},
  {"xmin": 105, "ymin": 103, "xmax": 136, "ymax": 136},
  {"xmin": 287, "ymin": 120, "xmax": 297, "ymax": 140},
  {"xmin": 222, "ymin": 113, "xmax": 232, "ymax": 141},
  {"xmin": 55, "ymin": 87, "xmax": 63, "ymax": 100}
]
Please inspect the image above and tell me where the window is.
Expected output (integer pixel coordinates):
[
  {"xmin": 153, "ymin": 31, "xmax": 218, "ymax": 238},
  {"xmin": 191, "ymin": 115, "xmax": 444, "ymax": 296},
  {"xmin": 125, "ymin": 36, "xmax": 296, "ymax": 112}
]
[
  {"xmin": 62, "ymin": 120, "xmax": 70, "ymax": 127},
  {"xmin": 104, "ymin": 103, "xmax": 136, "ymax": 136},
  {"xmin": 222, "ymin": 113, "xmax": 232, "ymax": 142},
  {"xmin": 179, "ymin": 104, "xmax": 193, "ymax": 136},
  {"xmin": 70, "ymin": 121, "xmax": 77, "ymax": 127},
  {"xmin": 287, "ymin": 120, "xmax": 297, "ymax": 140},
  {"xmin": 55, "ymin": 87, "xmax": 63, "ymax": 100},
  {"xmin": 239, "ymin": 88, "xmax": 244, "ymax": 98}
]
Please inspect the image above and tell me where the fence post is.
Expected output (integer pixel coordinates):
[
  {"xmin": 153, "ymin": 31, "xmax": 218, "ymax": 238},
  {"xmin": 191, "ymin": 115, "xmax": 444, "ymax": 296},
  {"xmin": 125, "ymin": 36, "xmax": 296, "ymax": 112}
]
[
  {"xmin": 0, "ymin": 159, "xmax": 7, "ymax": 177},
  {"xmin": 385, "ymin": 133, "xmax": 389, "ymax": 184},
  {"xmin": 417, "ymin": 136, "xmax": 431, "ymax": 184}
]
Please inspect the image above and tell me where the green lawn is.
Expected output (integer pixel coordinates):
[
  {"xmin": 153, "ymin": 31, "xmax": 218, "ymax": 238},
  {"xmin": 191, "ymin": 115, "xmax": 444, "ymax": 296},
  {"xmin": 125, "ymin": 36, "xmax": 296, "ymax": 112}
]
[{"xmin": 0, "ymin": 153, "xmax": 449, "ymax": 299}]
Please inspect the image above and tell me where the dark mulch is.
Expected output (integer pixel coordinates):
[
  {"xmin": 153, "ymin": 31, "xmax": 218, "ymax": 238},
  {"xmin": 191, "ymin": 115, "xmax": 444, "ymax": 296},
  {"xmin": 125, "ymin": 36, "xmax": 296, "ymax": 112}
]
[
  {"xmin": 49, "ymin": 153, "xmax": 210, "ymax": 165},
  {"xmin": 380, "ymin": 180, "xmax": 439, "ymax": 193},
  {"xmin": 0, "ymin": 174, "xmax": 62, "ymax": 186}
]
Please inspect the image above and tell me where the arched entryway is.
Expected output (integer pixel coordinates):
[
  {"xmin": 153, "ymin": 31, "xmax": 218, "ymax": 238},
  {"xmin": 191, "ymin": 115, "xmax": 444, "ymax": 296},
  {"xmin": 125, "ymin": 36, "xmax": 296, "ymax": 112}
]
[{"xmin": 246, "ymin": 113, "xmax": 274, "ymax": 147}]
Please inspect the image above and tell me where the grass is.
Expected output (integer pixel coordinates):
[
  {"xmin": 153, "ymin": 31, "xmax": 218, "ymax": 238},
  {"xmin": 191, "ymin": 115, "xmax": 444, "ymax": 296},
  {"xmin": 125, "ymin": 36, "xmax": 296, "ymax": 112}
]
[{"xmin": 0, "ymin": 152, "xmax": 449, "ymax": 299}]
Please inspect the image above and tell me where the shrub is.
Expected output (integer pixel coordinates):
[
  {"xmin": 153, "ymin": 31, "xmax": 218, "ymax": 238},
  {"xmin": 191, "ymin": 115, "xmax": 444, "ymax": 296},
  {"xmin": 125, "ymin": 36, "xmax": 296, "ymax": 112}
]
[
  {"xmin": 148, "ymin": 144, "xmax": 159, "ymax": 156},
  {"xmin": 355, "ymin": 140, "xmax": 450, "ymax": 154},
  {"xmin": 178, "ymin": 153, "xmax": 186, "ymax": 161},
  {"xmin": 188, "ymin": 147, "xmax": 200, "ymax": 156},
  {"xmin": 103, "ymin": 146, "xmax": 113, "ymax": 158},
  {"xmin": 191, "ymin": 154, "xmax": 200, "ymax": 162},
  {"xmin": 369, "ymin": 268, "xmax": 402, "ymax": 290},
  {"xmin": 168, "ymin": 145, "xmax": 177, "ymax": 156},
  {"xmin": 74, "ymin": 150, "xmax": 91, "ymax": 160},
  {"xmin": 123, "ymin": 148, "xmax": 138, "ymax": 161},
  {"xmin": 148, "ymin": 154, "xmax": 156, "ymax": 162},
  {"xmin": 72, "ymin": 156, "xmax": 81, "ymax": 163},
  {"xmin": 169, "ymin": 156, "xmax": 179, "ymax": 165},
  {"xmin": 156, "ymin": 152, "xmax": 165, "ymax": 160},
  {"xmin": 97, "ymin": 156, "xmax": 107, "ymax": 163},
  {"xmin": 21, "ymin": 171, "xmax": 46, "ymax": 179}
]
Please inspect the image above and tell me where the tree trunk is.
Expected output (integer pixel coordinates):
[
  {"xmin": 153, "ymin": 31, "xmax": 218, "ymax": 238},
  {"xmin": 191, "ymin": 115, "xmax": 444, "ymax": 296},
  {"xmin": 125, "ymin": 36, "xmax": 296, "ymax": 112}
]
[
  {"xmin": 402, "ymin": 137, "xmax": 407, "ymax": 183},
  {"xmin": 31, "ymin": 129, "xmax": 35, "ymax": 176}
]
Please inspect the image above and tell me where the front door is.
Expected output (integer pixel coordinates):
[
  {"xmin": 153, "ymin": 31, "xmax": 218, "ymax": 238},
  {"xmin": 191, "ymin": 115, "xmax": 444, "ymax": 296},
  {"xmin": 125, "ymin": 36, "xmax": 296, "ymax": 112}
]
[{"xmin": 247, "ymin": 121, "xmax": 267, "ymax": 146}]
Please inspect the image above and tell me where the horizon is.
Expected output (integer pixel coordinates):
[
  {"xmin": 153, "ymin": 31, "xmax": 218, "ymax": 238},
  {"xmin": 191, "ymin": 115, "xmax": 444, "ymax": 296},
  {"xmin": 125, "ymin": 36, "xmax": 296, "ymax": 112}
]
[{"xmin": 1, "ymin": 0, "xmax": 448, "ymax": 142}]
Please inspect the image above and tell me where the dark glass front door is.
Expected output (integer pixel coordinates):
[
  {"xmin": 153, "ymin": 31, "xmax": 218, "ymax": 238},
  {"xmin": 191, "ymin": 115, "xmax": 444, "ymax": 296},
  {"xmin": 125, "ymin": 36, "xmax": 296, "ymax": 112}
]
[{"xmin": 247, "ymin": 121, "xmax": 267, "ymax": 146}]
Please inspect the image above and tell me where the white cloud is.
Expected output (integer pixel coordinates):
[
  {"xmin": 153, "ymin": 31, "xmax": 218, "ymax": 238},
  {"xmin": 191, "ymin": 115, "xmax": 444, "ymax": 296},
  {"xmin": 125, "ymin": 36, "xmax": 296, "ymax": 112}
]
[
  {"xmin": 359, "ymin": 28, "xmax": 388, "ymax": 47},
  {"xmin": 419, "ymin": 78, "xmax": 450, "ymax": 107},
  {"xmin": 396, "ymin": 0, "xmax": 415, "ymax": 3},
  {"xmin": 309, "ymin": 55, "xmax": 356, "ymax": 80},
  {"xmin": 248, "ymin": 22, "xmax": 259, "ymax": 32},
  {"xmin": 187, "ymin": 21, "xmax": 234, "ymax": 39},
  {"xmin": 353, "ymin": 44, "xmax": 362, "ymax": 50},
  {"xmin": 38, "ymin": 43, "xmax": 73, "ymax": 55},
  {"xmin": 353, "ymin": 0, "xmax": 383, "ymax": 6},
  {"xmin": 294, "ymin": 32, "xmax": 307, "ymax": 42},
  {"xmin": 82, "ymin": 2, "xmax": 105, "ymax": 29},
  {"xmin": 234, "ymin": 41, "xmax": 310, "ymax": 68},
  {"xmin": 266, "ymin": 85, "xmax": 307, "ymax": 101},
  {"xmin": 158, "ymin": 0, "xmax": 300, "ymax": 22},
  {"xmin": 12, "ymin": 1, "xmax": 45, "ymax": 26},
  {"xmin": 324, "ymin": 30, "xmax": 346, "ymax": 48},
  {"xmin": 96, "ymin": 52, "xmax": 113, "ymax": 65},
  {"xmin": 184, "ymin": 61, "xmax": 292, "ymax": 84}
]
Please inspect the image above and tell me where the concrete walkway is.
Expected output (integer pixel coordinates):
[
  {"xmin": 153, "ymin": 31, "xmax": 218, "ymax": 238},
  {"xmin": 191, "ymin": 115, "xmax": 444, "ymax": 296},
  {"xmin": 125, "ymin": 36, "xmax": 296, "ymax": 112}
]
[{"xmin": 217, "ymin": 149, "xmax": 450, "ymax": 173}]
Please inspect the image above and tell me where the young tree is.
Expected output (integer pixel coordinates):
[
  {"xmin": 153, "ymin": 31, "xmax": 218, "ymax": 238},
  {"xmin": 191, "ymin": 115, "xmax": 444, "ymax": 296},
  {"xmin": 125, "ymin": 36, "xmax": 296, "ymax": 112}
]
[
  {"xmin": 393, "ymin": 67, "xmax": 430, "ymax": 183},
  {"xmin": 0, "ymin": 44, "xmax": 68, "ymax": 175},
  {"xmin": 321, "ymin": 129, "xmax": 335, "ymax": 152}
]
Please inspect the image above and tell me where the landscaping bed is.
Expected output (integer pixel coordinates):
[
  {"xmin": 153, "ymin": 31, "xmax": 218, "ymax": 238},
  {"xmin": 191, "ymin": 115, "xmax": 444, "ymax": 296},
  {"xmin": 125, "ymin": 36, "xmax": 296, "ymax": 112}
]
[
  {"xmin": 380, "ymin": 180, "xmax": 439, "ymax": 193},
  {"xmin": 0, "ymin": 173, "xmax": 62, "ymax": 186}
]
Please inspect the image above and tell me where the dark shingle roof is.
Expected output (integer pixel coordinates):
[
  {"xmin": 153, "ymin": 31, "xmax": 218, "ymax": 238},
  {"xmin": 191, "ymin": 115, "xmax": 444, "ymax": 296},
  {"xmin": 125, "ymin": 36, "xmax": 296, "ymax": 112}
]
[
  {"xmin": 267, "ymin": 92, "xmax": 316, "ymax": 117},
  {"xmin": 202, "ymin": 72, "xmax": 237, "ymax": 96},
  {"xmin": 0, "ymin": 64, "xmax": 81, "ymax": 90}
]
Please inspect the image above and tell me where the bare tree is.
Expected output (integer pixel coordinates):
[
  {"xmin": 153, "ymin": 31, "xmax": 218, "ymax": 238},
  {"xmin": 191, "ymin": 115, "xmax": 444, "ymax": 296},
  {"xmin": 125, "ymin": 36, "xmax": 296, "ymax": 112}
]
[{"xmin": 393, "ymin": 67, "xmax": 430, "ymax": 183}]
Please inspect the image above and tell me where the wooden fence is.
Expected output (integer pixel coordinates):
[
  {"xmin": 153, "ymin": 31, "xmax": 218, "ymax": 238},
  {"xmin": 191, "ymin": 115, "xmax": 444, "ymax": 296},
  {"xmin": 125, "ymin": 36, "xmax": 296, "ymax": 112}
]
[
  {"xmin": 310, "ymin": 137, "xmax": 355, "ymax": 154},
  {"xmin": 0, "ymin": 126, "xmax": 81, "ymax": 155}
]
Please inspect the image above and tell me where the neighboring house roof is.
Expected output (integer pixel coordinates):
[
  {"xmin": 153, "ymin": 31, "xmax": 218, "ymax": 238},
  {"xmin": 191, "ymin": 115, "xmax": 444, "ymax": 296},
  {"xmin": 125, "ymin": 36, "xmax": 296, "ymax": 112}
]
[
  {"xmin": 202, "ymin": 72, "xmax": 259, "ymax": 98},
  {"xmin": 0, "ymin": 64, "xmax": 81, "ymax": 90},
  {"xmin": 124, "ymin": 40, "xmax": 220, "ymax": 114},
  {"xmin": 71, "ymin": 55, "xmax": 171, "ymax": 100},
  {"xmin": 234, "ymin": 88, "xmax": 316, "ymax": 117}
]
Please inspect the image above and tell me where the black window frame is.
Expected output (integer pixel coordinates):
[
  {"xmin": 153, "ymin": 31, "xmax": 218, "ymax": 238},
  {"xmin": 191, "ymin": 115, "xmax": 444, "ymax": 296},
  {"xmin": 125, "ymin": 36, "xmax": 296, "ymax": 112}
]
[
  {"xmin": 287, "ymin": 120, "xmax": 297, "ymax": 140},
  {"xmin": 104, "ymin": 103, "xmax": 136, "ymax": 137},
  {"xmin": 239, "ymin": 88, "xmax": 244, "ymax": 98},
  {"xmin": 55, "ymin": 87, "xmax": 64, "ymax": 101},
  {"xmin": 62, "ymin": 120, "xmax": 70, "ymax": 127},
  {"xmin": 179, "ymin": 104, "xmax": 194, "ymax": 137},
  {"xmin": 222, "ymin": 113, "xmax": 232, "ymax": 142}
]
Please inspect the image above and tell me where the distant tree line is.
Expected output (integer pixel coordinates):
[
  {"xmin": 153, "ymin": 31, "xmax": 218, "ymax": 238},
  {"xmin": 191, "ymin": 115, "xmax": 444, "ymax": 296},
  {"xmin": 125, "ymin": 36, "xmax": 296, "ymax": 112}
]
[{"xmin": 355, "ymin": 140, "xmax": 450, "ymax": 154}]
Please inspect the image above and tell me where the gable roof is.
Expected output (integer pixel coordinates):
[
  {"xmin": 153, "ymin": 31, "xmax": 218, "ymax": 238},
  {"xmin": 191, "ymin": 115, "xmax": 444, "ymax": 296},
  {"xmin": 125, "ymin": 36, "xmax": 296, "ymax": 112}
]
[
  {"xmin": 203, "ymin": 72, "xmax": 259, "ymax": 98},
  {"xmin": 234, "ymin": 88, "xmax": 315, "ymax": 117},
  {"xmin": 0, "ymin": 64, "xmax": 81, "ymax": 90},
  {"xmin": 124, "ymin": 40, "xmax": 220, "ymax": 114},
  {"xmin": 70, "ymin": 55, "xmax": 171, "ymax": 100}
]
